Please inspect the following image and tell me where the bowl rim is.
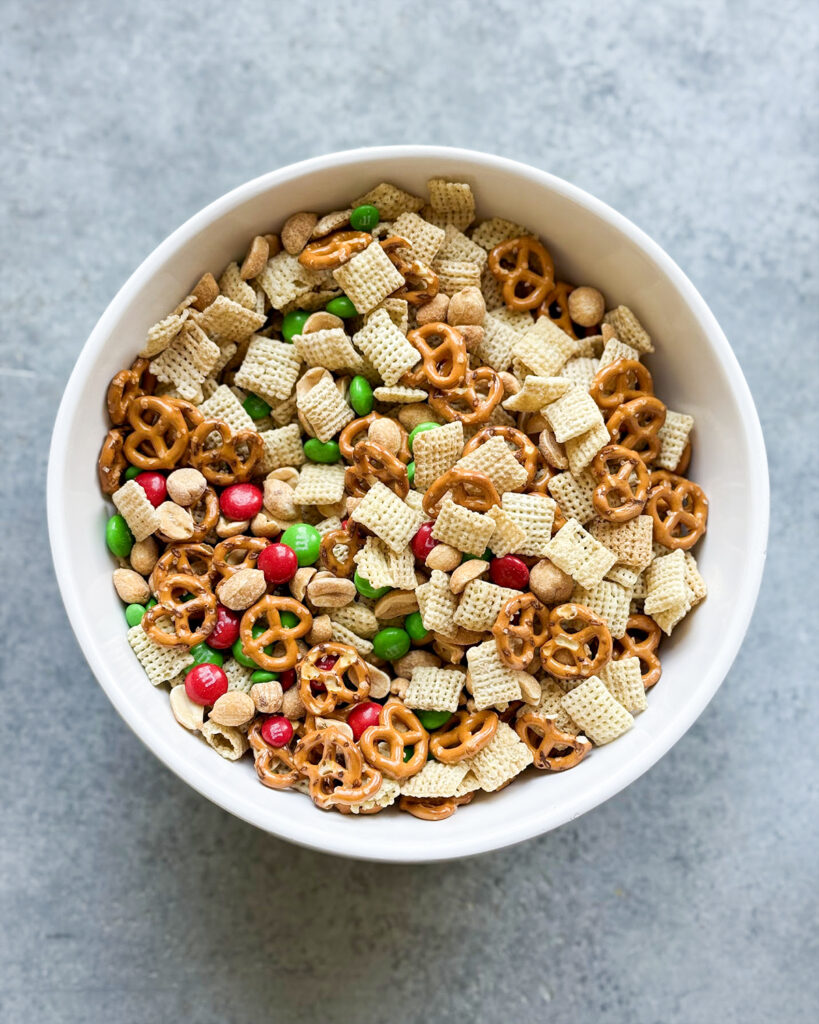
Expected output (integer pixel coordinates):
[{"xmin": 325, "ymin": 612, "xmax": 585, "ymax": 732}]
[{"xmin": 47, "ymin": 145, "xmax": 769, "ymax": 862}]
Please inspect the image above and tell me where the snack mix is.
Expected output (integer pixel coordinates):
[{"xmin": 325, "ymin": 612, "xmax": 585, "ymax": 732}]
[{"xmin": 98, "ymin": 179, "xmax": 709, "ymax": 821}]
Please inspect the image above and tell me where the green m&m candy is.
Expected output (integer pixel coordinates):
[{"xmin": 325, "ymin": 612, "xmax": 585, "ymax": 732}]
[
  {"xmin": 348, "ymin": 375, "xmax": 374, "ymax": 416},
  {"xmin": 350, "ymin": 204, "xmax": 380, "ymax": 231},
  {"xmin": 279, "ymin": 610, "xmax": 300, "ymax": 629},
  {"xmin": 325, "ymin": 295, "xmax": 357, "ymax": 318},
  {"xmin": 124, "ymin": 603, "xmax": 146, "ymax": 627},
  {"xmin": 282, "ymin": 309, "xmax": 310, "ymax": 341},
  {"xmin": 189, "ymin": 643, "xmax": 224, "ymax": 668},
  {"xmin": 372, "ymin": 627, "xmax": 411, "ymax": 661},
  {"xmin": 243, "ymin": 393, "xmax": 271, "ymax": 419},
  {"xmin": 407, "ymin": 460, "xmax": 415, "ymax": 486},
  {"xmin": 404, "ymin": 611, "xmax": 429, "ymax": 643},
  {"xmin": 354, "ymin": 571, "xmax": 390, "ymax": 600},
  {"xmin": 250, "ymin": 669, "xmax": 279, "ymax": 684},
  {"xmin": 106, "ymin": 514, "xmax": 133, "ymax": 558},
  {"xmin": 408, "ymin": 421, "xmax": 439, "ymax": 453},
  {"xmin": 280, "ymin": 523, "xmax": 321, "ymax": 566},
  {"xmin": 416, "ymin": 710, "xmax": 453, "ymax": 731},
  {"xmin": 304, "ymin": 438, "xmax": 340, "ymax": 463},
  {"xmin": 232, "ymin": 624, "xmax": 274, "ymax": 668},
  {"xmin": 123, "ymin": 465, "xmax": 141, "ymax": 481}
]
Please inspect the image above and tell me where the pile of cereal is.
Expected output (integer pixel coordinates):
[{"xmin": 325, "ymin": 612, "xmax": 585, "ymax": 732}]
[{"xmin": 98, "ymin": 179, "xmax": 708, "ymax": 820}]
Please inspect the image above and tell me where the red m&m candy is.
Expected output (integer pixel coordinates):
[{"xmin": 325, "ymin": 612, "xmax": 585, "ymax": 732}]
[
  {"xmin": 184, "ymin": 663, "xmax": 228, "ymax": 706},
  {"xmin": 134, "ymin": 472, "xmax": 166, "ymax": 507},
  {"xmin": 411, "ymin": 522, "xmax": 438, "ymax": 561},
  {"xmin": 489, "ymin": 555, "xmax": 529, "ymax": 590},
  {"xmin": 207, "ymin": 605, "xmax": 240, "ymax": 650},
  {"xmin": 261, "ymin": 715, "xmax": 294, "ymax": 748},
  {"xmin": 347, "ymin": 701, "xmax": 382, "ymax": 741},
  {"xmin": 257, "ymin": 542, "xmax": 298, "ymax": 586},
  {"xmin": 220, "ymin": 483, "xmax": 263, "ymax": 520}
]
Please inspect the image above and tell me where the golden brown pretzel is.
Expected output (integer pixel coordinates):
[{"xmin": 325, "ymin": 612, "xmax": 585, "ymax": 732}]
[
  {"xmin": 540, "ymin": 603, "xmax": 613, "ymax": 680},
  {"xmin": 188, "ymin": 486, "xmax": 220, "ymax": 542},
  {"xmin": 98, "ymin": 428, "xmax": 128, "ymax": 494},
  {"xmin": 613, "ymin": 614, "xmax": 662, "ymax": 689},
  {"xmin": 492, "ymin": 592, "xmax": 549, "ymax": 670},
  {"xmin": 380, "ymin": 236, "xmax": 440, "ymax": 305},
  {"xmin": 429, "ymin": 710, "xmax": 498, "ymax": 763},
  {"xmin": 515, "ymin": 712, "xmax": 592, "ymax": 770},
  {"xmin": 107, "ymin": 357, "xmax": 156, "ymax": 425},
  {"xmin": 339, "ymin": 413, "xmax": 411, "ymax": 463},
  {"xmin": 319, "ymin": 522, "xmax": 364, "ymax": 578},
  {"xmin": 646, "ymin": 471, "xmax": 708, "ymax": 550},
  {"xmin": 247, "ymin": 719, "xmax": 300, "ymax": 790},
  {"xmin": 536, "ymin": 281, "xmax": 580, "ymax": 337},
  {"xmin": 298, "ymin": 230, "xmax": 371, "ymax": 270},
  {"xmin": 590, "ymin": 358, "xmax": 654, "ymax": 410},
  {"xmin": 606, "ymin": 396, "xmax": 666, "ymax": 461},
  {"xmin": 345, "ymin": 440, "xmax": 410, "ymax": 498},
  {"xmin": 401, "ymin": 322, "xmax": 468, "ymax": 389},
  {"xmin": 488, "ymin": 235, "xmax": 555, "ymax": 311},
  {"xmin": 674, "ymin": 441, "xmax": 692, "ymax": 476},
  {"xmin": 591, "ymin": 444, "xmax": 650, "ymax": 523},
  {"xmin": 239, "ymin": 595, "xmax": 312, "ymax": 671},
  {"xmin": 124, "ymin": 395, "xmax": 190, "ymax": 470},
  {"xmin": 142, "ymin": 573, "xmax": 218, "ymax": 647},
  {"xmin": 294, "ymin": 726, "xmax": 383, "ymax": 810},
  {"xmin": 429, "ymin": 366, "xmax": 504, "ymax": 426},
  {"xmin": 398, "ymin": 793, "xmax": 474, "ymax": 820},
  {"xmin": 360, "ymin": 701, "xmax": 429, "ymax": 780},
  {"xmin": 149, "ymin": 542, "xmax": 214, "ymax": 594},
  {"xmin": 297, "ymin": 643, "xmax": 371, "ymax": 716},
  {"xmin": 211, "ymin": 535, "xmax": 269, "ymax": 579},
  {"xmin": 463, "ymin": 425, "xmax": 540, "ymax": 484},
  {"xmin": 188, "ymin": 418, "xmax": 264, "ymax": 486},
  {"xmin": 422, "ymin": 466, "xmax": 500, "ymax": 516}
]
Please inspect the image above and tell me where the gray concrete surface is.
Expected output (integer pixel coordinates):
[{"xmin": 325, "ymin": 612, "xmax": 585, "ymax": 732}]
[{"xmin": 2, "ymin": 1, "xmax": 817, "ymax": 1021}]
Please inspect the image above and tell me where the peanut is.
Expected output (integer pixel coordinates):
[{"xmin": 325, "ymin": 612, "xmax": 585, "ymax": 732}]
[
  {"xmin": 290, "ymin": 567, "xmax": 317, "ymax": 601},
  {"xmin": 156, "ymin": 501, "xmax": 194, "ymax": 541},
  {"xmin": 268, "ymin": 467, "xmax": 300, "ymax": 489},
  {"xmin": 374, "ymin": 590, "xmax": 419, "ymax": 618},
  {"xmin": 264, "ymin": 478, "xmax": 297, "ymax": 519},
  {"xmin": 365, "ymin": 662, "xmax": 391, "ymax": 699},
  {"xmin": 518, "ymin": 674, "xmax": 542, "ymax": 704},
  {"xmin": 113, "ymin": 568, "xmax": 151, "ymax": 605},
  {"xmin": 567, "ymin": 286, "xmax": 605, "ymax": 327},
  {"xmin": 449, "ymin": 559, "xmax": 489, "ymax": 594},
  {"xmin": 390, "ymin": 676, "xmax": 410, "ymax": 699},
  {"xmin": 216, "ymin": 568, "xmax": 267, "ymax": 610},
  {"xmin": 447, "ymin": 286, "xmax": 485, "ymax": 326},
  {"xmin": 415, "ymin": 293, "xmax": 450, "ymax": 325},
  {"xmin": 302, "ymin": 311, "xmax": 344, "ymax": 333},
  {"xmin": 499, "ymin": 371, "xmax": 520, "ymax": 397},
  {"xmin": 394, "ymin": 650, "xmax": 440, "ymax": 677},
  {"xmin": 281, "ymin": 686, "xmax": 306, "ymax": 720},
  {"xmin": 425, "ymin": 544, "xmax": 461, "ymax": 572},
  {"xmin": 538, "ymin": 428, "xmax": 569, "ymax": 469},
  {"xmin": 308, "ymin": 613, "xmax": 334, "ymax": 644},
  {"xmin": 209, "ymin": 691, "xmax": 255, "ymax": 728},
  {"xmin": 169, "ymin": 684, "xmax": 205, "ymax": 730},
  {"xmin": 216, "ymin": 514, "xmax": 250, "ymax": 538},
  {"xmin": 129, "ymin": 536, "xmax": 159, "ymax": 575},
  {"xmin": 432, "ymin": 637, "xmax": 467, "ymax": 664},
  {"xmin": 367, "ymin": 417, "xmax": 402, "ymax": 455},
  {"xmin": 250, "ymin": 680, "xmax": 283, "ymax": 714},
  {"xmin": 306, "ymin": 575, "xmax": 356, "ymax": 608},
  {"xmin": 458, "ymin": 325, "xmax": 484, "ymax": 352},
  {"xmin": 529, "ymin": 559, "xmax": 574, "ymax": 605},
  {"xmin": 166, "ymin": 467, "xmax": 207, "ymax": 506}
]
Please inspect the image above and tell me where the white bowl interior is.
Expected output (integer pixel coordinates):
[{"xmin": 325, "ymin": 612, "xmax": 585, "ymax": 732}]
[{"xmin": 48, "ymin": 148, "xmax": 767, "ymax": 861}]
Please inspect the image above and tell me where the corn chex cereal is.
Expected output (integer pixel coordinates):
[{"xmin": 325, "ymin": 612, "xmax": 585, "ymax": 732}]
[
  {"xmin": 354, "ymin": 537, "xmax": 396, "ymax": 589},
  {"xmin": 200, "ymin": 720, "xmax": 249, "ymax": 760},
  {"xmin": 489, "ymin": 306, "xmax": 534, "ymax": 332},
  {"xmin": 405, "ymin": 666, "xmax": 465, "ymax": 713},
  {"xmin": 466, "ymin": 642, "xmax": 524, "ymax": 710},
  {"xmin": 531, "ymin": 679, "xmax": 581, "ymax": 735},
  {"xmin": 198, "ymin": 384, "xmax": 256, "ymax": 434},
  {"xmin": 257, "ymin": 423, "xmax": 305, "ymax": 474},
  {"xmin": 412, "ymin": 421, "xmax": 464, "ymax": 491},
  {"xmin": 545, "ymin": 387, "xmax": 605, "ymax": 443},
  {"xmin": 500, "ymin": 492, "xmax": 556, "ymax": 557},
  {"xmin": 561, "ymin": 675, "xmax": 634, "ymax": 745},
  {"xmin": 571, "ymin": 580, "xmax": 631, "ymax": 638},
  {"xmin": 437, "ymin": 224, "xmax": 487, "ymax": 271},
  {"xmin": 485, "ymin": 505, "xmax": 527, "ymax": 557},
  {"xmin": 562, "ymin": 357, "xmax": 601, "ymax": 392},
  {"xmin": 352, "ymin": 182, "xmax": 425, "ymax": 219},
  {"xmin": 392, "ymin": 211, "xmax": 446, "ymax": 263},
  {"xmin": 293, "ymin": 463, "xmax": 346, "ymax": 506},
  {"xmin": 112, "ymin": 480, "xmax": 160, "ymax": 541},
  {"xmin": 194, "ymin": 295, "xmax": 266, "ymax": 343},
  {"xmin": 652, "ymin": 599, "xmax": 691, "ymax": 636},
  {"xmin": 368, "ymin": 297, "xmax": 410, "ymax": 334},
  {"xmin": 333, "ymin": 242, "xmax": 405, "ymax": 315},
  {"xmin": 257, "ymin": 252, "xmax": 326, "ymax": 310},
  {"xmin": 332, "ymin": 602, "xmax": 380, "ymax": 639},
  {"xmin": 432, "ymin": 259, "xmax": 482, "ymax": 296},
  {"xmin": 373, "ymin": 385, "xmax": 427, "ymax": 404},
  {"xmin": 127, "ymin": 625, "xmax": 193, "ymax": 685},
  {"xmin": 513, "ymin": 319, "xmax": 579, "ymax": 377},
  {"xmin": 149, "ymin": 322, "xmax": 221, "ymax": 401},
  {"xmin": 431, "ymin": 497, "xmax": 496, "ymax": 556},
  {"xmin": 349, "ymin": 777, "xmax": 401, "ymax": 814},
  {"xmin": 297, "ymin": 375, "xmax": 354, "ymax": 442},
  {"xmin": 683, "ymin": 552, "xmax": 707, "ymax": 605},
  {"xmin": 454, "ymin": 580, "xmax": 518, "ymax": 632},
  {"xmin": 656, "ymin": 410, "xmax": 694, "ymax": 471},
  {"xmin": 464, "ymin": 721, "xmax": 533, "ymax": 790},
  {"xmin": 544, "ymin": 518, "xmax": 617, "ymax": 590},
  {"xmin": 455, "ymin": 435, "xmax": 528, "ymax": 494},
  {"xmin": 502, "ymin": 375, "xmax": 572, "ymax": 412},
  {"xmin": 293, "ymin": 328, "xmax": 364, "ymax": 372},
  {"xmin": 480, "ymin": 264, "xmax": 505, "ymax": 311},
  {"xmin": 603, "ymin": 306, "xmax": 653, "ymax": 353},
  {"xmin": 330, "ymin": 621, "xmax": 374, "ymax": 658},
  {"xmin": 234, "ymin": 336, "xmax": 301, "ymax": 402},
  {"xmin": 140, "ymin": 312, "xmax": 186, "ymax": 358},
  {"xmin": 644, "ymin": 549, "xmax": 688, "ymax": 616},
  {"xmin": 399, "ymin": 759, "xmax": 471, "ymax": 799},
  {"xmin": 598, "ymin": 336, "xmax": 641, "ymax": 368},
  {"xmin": 427, "ymin": 178, "xmax": 476, "ymax": 231},
  {"xmin": 605, "ymin": 565, "xmax": 640, "ymax": 590},
  {"xmin": 470, "ymin": 217, "xmax": 528, "ymax": 250},
  {"xmin": 218, "ymin": 262, "xmax": 256, "ymax": 310},
  {"xmin": 589, "ymin": 515, "xmax": 654, "ymax": 571},
  {"xmin": 353, "ymin": 307, "xmax": 419, "ymax": 385},
  {"xmin": 476, "ymin": 313, "xmax": 522, "ymax": 372},
  {"xmin": 600, "ymin": 657, "xmax": 646, "ymax": 713},
  {"xmin": 223, "ymin": 657, "xmax": 255, "ymax": 694},
  {"xmin": 565, "ymin": 420, "xmax": 610, "ymax": 476},
  {"xmin": 350, "ymin": 481, "xmax": 423, "ymax": 553},
  {"xmin": 547, "ymin": 469, "xmax": 598, "ymax": 524},
  {"xmin": 416, "ymin": 570, "xmax": 459, "ymax": 634}
]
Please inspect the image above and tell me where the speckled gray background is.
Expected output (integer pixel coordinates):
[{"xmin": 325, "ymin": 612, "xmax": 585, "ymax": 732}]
[{"xmin": 2, "ymin": 1, "xmax": 817, "ymax": 1021}]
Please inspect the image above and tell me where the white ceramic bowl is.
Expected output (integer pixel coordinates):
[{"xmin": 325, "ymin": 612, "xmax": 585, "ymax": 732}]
[{"xmin": 48, "ymin": 146, "xmax": 768, "ymax": 862}]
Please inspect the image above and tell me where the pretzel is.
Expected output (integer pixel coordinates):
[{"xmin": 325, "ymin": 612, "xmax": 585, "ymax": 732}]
[
  {"xmin": 212, "ymin": 535, "xmax": 269, "ymax": 579},
  {"xmin": 488, "ymin": 235, "xmax": 555, "ymax": 311},
  {"xmin": 536, "ymin": 281, "xmax": 579, "ymax": 337},
  {"xmin": 239, "ymin": 595, "xmax": 312, "ymax": 671},
  {"xmin": 247, "ymin": 718, "xmax": 300, "ymax": 790},
  {"xmin": 142, "ymin": 573, "xmax": 218, "ymax": 647},
  {"xmin": 515, "ymin": 712, "xmax": 592, "ymax": 770},
  {"xmin": 646, "ymin": 471, "xmax": 708, "ymax": 550},
  {"xmin": 429, "ymin": 709, "xmax": 498, "ymax": 763},
  {"xmin": 107, "ymin": 357, "xmax": 156, "ymax": 425},
  {"xmin": 339, "ymin": 413, "xmax": 411, "ymax": 463},
  {"xmin": 381, "ymin": 236, "xmax": 440, "ymax": 305},
  {"xmin": 463, "ymin": 425, "xmax": 540, "ymax": 484},
  {"xmin": 429, "ymin": 366, "xmax": 504, "ymax": 426},
  {"xmin": 294, "ymin": 726, "xmax": 383, "ymax": 810},
  {"xmin": 165, "ymin": 396, "xmax": 204, "ymax": 438},
  {"xmin": 613, "ymin": 613, "xmax": 662, "ymax": 689},
  {"xmin": 540, "ymin": 602, "xmax": 613, "ymax": 680},
  {"xmin": 590, "ymin": 357, "xmax": 654, "ymax": 410},
  {"xmin": 674, "ymin": 441, "xmax": 692, "ymax": 476},
  {"xmin": 297, "ymin": 642, "xmax": 371, "ymax": 716},
  {"xmin": 398, "ymin": 793, "xmax": 474, "ymax": 820},
  {"xmin": 319, "ymin": 522, "xmax": 364, "ymax": 577},
  {"xmin": 345, "ymin": 440, "xmax": 410, "ymax": 499},
  {"xmin": 360, "ymin": 700, "xmax": 429, "ymax": 780},
  {"xmin": 149, "ymin": 542, "xmax": 214, "ymax": 593},
  {"xmin": 188, "ymin": 418, "xmax": 264, "ymax": 486},
  {"xmin": 298, "ymin": 230, "xmax": 371, "ymax": 270},
  {"xmin": 401, "ymin": 322, "xmax": 468, "ymax": 389},
  {"xmin": 98, "ymin": 428, "xmax": 128, "ymax": 494},
  {"xmin": 606, "ymin": 396, "xmax": 666, "ymax": 462},
  {"xmin": 492, "ymin": 592, "xmax": 549, "ymax": 670},
  {"xmin": 188, "ymin": 486, "xmax": 220, "ymax": 542},
  {"xmin": 528, "ymin": 456, "xmax": 556, "ymax": 497},
  {"xmin": 422, "ymin": 466, "xmax": 500, "ymax": 516},
  {"xmin": 124, "ymin": 395, "xmax": 190, "ymax": 470},
  {"xmin": 591, "ymin": 444, "xmax": 650, "ymax": 523}
]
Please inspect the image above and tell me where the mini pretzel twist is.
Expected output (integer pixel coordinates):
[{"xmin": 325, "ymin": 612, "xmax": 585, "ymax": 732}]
[
  {"xmin": 298, "ymin": 230, "xmax": 371, "ymax": 270},
  {"xmin": 339, "ymin": 413, "xmax": 410, "ymax": 463},
  {"xmin": 674, "ymin": 441, "xmax": 692, "ymax": 476},
  {"xmin": 360, "ymin": 700, "xmax": 429, "ymax": 780},
  {"xmin": 124, "ymin": 395, "xmax": 190, "ymax": 470},
  {"xmin": 398, "ymin": 793, "xmax": 474, "ymax": 820},
  {"xmin": 239, "ymin": 595, "xmax": 313, "ymax": 672},
  {"xmin": 515, "ymin": 712, "xmax": 592, "ymax": 771},
  {"xmin": 297, "ymin": 642, "xmax": 371, "ymax": 716},
  {"xmin": 149, "ymin": 542, "xmax": 215, "ymax": 594},
  {"xmin": 429, "ymin": 710, "xmax": 498, "ymax": 763},
  {"xmin": 613, "ymin": 613, "xmax": 662, "ymax": 689},
  {"xmin": 345, "ymin": 440, "xmax": 410, "ymax": 498},
  {"xmin": 247, "ymin": 718, "xmax": 301, "ymax": 790},
  {"xmin": 188, "ymin": 418, "xmax": 264, "ymax": 486},
  {"xmin": 646, "ymin": 470, "xmax": 708, "ymax": 550},
  {"xmin": 107, "ymin": 357, "xmax": 156, "ymax": 425},
  {"xmin": 590, "ymin": 357, "xmax": 654, "ymax": 410},
  {"xmin": 294, "ymin": 726, "xmax": 383, "ymax": 810},
  {"xmin": 605, "ymin": 395, "xmax": 667, "ymax": 462},
  {"xmin": 536, "ymin": 281, "xmax": 580, "ymax": 337},
  {"xmin": 463, "ymin": 425, "xmax": 540, "ymax": 484},
  {"xmin": 212, "ymin": 535, "xmax": 269, "ymax": 579},
  {"xmin": 98, "ymin": 428, "xmax": 128, "ymax": 494},
  {"xmin": 429, "ymin": 366, "xmax": 504, "ymax": 426},
  {"xmin": 591, "ymin": 443, "xmax": 650, "ymax": 523},
  {"xmin": 492, "ymin": 592, "xmax": 549, "ymax": 670},
  {"xmin": 488, "ymin": 235, "xmax": 555, "ymax": 311},
  {"xmin": 422, "ymin": 466, "xmax": 501, "ymax": 516},
  {"xmin": 188, "ymin": 486, "xmax": 220, "ymax": 542},
  {"xmin": 380, "ymin": 236, "xmax": 440, "ymax": 305},
  {"xmin": 142, "ymin": 572, "xmax": 218, "ymax": 647},
  {"xmin": 401, "ymin": 322, "xmax": 468, "ymax": 389},
  {"xmin": 319, "ymin": 522, "xmax": 364, "ymax": 577},
  {"xmin": 540, "ymin": 602, "xmax": 613, "ymax": 681}
]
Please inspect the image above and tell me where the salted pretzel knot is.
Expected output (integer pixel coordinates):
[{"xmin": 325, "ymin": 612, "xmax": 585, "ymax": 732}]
[
  {"xmin": 463, "ymin": 425, "xmax": 540, "ymax": 484},
  {"xmin": 429, "ymin": 710, "xmax": 498, "ymax": 763},
  {"xmin": 398, "ymin": 793, "xmax": 474, "ymax": 820},
  {"xmin": 124, "ymin": 395, "xmax": 190, "ymax": 470},
  {"xmin": 536, "ymin": 281, "xmax": 579, "ymax": 338},
  {"xmin": 590, "ymin": 357, "xmax": 654, "ymax": 410},
  {"xmin": 492, "ymin": 592, "xmax": 549, "ymax": 670},
  {"xmin": 247, "ymin": 718, "xmax": 300, "ymax": 790},
  {"xmin": 345, "ymin": 439, "xmax": 409, "ymax": 499},
  {"xmin": 606, "ymin": 395, "xmax": 667, "ymax": 462},
  {"xmin": 591, "ymin": 444, "xmax": 650, "ymax": 523},
  {"xmin": 360, "ymin": 700, "xmax": 429, "ymax": 780},
  {"xmin": 98, "ymin": 428, "xmax": 128, "ymax": 495},
  {"xmin": 107, "ymin": 357, "xmax": 156, "ymax": 425},
  {"xmin": 646, "ymin": 470, "xmax": 708, "ymax": 550},
  {"xmin": 515, "ymin": 712, "xmax": 592, "ymax": 771},
  {"xmin": 380, "ymin": 236, "xmax": 440, "ymax": 305},
  {"xmin": 142, "ymin": 573, "xmax": 218, "ymax": 648},
  {"xmin": 319, "ymin": 522, "xmax": 364, "ymax": 577},
  {"xmin": 149, "ymin": 542, "xmax": 214, "ymax": 594},
  {"xmin": 239, "ymin": 595, "xmax": 312, "ymax": 672},
  {"xmin": 540, "ymin": 603, "xmax": 613, "ymax": 681},
  {"xmin": 429, "ymin": 366, "xmax": 504, "ymax": 426},
  {"xmin": 294, "ymin": 726, "xmax": 383, "ymax": 810},
  {"xmin": 401, "ymin": 322, "xmax": 468, "ymax": 389},
  {"xmin": 613, "ymin": 614, "xmax": 663, "ymax": 689},
  {"xmin": 488, "ymin": 235, "xmax": 555, "ymax": 311},
  {"xmin": 297, "ymin": 642, "xmax": 371, "ymax": 716},
  {"xmin": 188, "ymin": 418, "xmax": 264, "ymax": 486},
  {"xmin": 298, "ymin": 229, "xmax": 371, "ymax": 270},
  {"xmin": 187, "ymin": 486, "xmax": 220, "ymax": 542},
  {"xmin": 211, "ymin": 535, "xmax": 269, "ymax": 580},
  {"xmin": 422, "ymin": 466, "xmax": 500, "ymax": 516},
  {"xmin": 339, "ymin": 413, "xmax": 410, "ymax": 463}
]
